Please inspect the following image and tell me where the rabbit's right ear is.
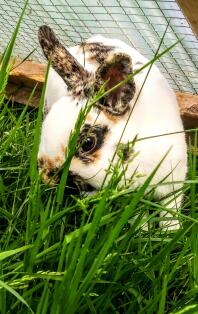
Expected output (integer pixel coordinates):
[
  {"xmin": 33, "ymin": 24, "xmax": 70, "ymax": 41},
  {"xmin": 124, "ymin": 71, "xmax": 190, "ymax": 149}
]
[
  {"xmin": 95, "ymin": 53, "xmax": 136, "ymax": 116},
  {"xmin": 38, "ymin": 25, "xmax": 90, "ymax": 96}
]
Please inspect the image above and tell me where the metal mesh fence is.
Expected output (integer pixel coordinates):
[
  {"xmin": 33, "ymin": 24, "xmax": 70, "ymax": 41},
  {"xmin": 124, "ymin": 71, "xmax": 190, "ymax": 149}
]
[{"xmin": 0, "ymin": 0, "xmax": 198, "ymax": 94}]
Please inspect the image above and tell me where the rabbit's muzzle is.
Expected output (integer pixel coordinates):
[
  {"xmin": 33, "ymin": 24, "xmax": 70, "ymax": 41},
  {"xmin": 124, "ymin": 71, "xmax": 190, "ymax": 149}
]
[
  {"xmin": 67, "ymin": 172, "xmax": 96, "ymax": 194},
  {"xmin": 39, "ymin": 158, "xmax": 95, "ymax": 194}
]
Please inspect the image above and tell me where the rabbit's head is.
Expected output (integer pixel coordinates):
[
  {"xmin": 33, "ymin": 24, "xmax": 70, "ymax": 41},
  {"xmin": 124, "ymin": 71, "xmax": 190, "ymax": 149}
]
[{"xmin": 38, "ymin": 26, "xmax": 136, "ymax": 190}]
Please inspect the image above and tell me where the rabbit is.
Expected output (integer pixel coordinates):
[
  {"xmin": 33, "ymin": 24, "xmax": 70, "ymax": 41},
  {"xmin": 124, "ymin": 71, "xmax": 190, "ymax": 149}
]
[{"xmin": 37, "ymin": 25, "xmax": 187, "ymax": 231}]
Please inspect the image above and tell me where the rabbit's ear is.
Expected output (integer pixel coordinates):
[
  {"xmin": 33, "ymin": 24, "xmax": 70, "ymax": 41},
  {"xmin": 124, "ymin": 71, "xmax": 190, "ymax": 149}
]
[
  {"xmin": 38, "ymin": 25, "xmax": 90, "ymax": 94},
  {"xmin": 95, "ymin": 53, "xmax": 136, "ymax": 116}
]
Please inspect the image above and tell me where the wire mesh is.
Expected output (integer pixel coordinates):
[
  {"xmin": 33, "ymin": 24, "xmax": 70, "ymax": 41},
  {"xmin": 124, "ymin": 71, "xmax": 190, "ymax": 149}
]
[{"xmin": 0, "ymin": 0, "xmax": 198, "ymax": 94}]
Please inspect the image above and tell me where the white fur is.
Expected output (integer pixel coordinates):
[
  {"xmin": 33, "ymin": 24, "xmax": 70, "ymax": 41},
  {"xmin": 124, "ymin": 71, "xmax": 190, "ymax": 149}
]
[{"xmin": 39, "ymin": 35, "xmax": 187, "ymax": 231}]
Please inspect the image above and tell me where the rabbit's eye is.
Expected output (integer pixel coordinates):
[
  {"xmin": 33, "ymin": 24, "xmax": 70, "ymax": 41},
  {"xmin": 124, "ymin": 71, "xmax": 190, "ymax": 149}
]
[
  {"xmin": 76, "ymin": 124, "xmax": 108, "ymax": 162},
  {"xmin": 81, "ymin": 136, "xmax": 96, "ymax": 153}
]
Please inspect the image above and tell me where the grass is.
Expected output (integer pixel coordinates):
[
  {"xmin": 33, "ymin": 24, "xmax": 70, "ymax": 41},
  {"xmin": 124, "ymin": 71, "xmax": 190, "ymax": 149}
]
[{"xmin": 0, "ymin": 4, "xmax": 198, "ymax": 314}]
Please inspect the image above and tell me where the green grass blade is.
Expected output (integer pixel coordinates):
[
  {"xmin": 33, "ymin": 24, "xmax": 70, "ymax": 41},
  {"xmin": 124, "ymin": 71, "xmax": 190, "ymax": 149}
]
[
  {"xmin": 0, "ymin": 0, "xmax": 29, "ymax": 92},
  {"xmin": 0, "ymin": 85, "xmax": 37, "ymax": 159},
  {"xmin": 29, "ymin": 62, "xmax": 50, "ymax": 182},
  {"xmin": 0, "ymin": 280, "xmax": 34, "ymax": 314},
  {"xmin": 0, "ymin": 245, "xmax": 32, "ymax": 262}
]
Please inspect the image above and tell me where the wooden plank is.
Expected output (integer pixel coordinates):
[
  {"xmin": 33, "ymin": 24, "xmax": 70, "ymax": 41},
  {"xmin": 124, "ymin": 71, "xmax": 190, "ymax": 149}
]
[
  {"xmin": 6, "ymin": 59, "xmax": 198, "ymax": 128},
  {"xmin": 6, "ymin": 82, "xmax": 41, "ymax": 108},
  {"xmin": 177, "ymin": 0, "xmax": 198, "ymax": 38},
  {"xmin": 9, "ymin": 59, "xmax": 45, "ymax": 89},
  {"xmin": 6, "ymin": 59, "xmax": 45, "ymax": 107},
  {"xmin": 176, "ymin": 92, "xmax": 198, "ymax": 119},
  {"xmin": 176, "ymin": 92, "xmax": 198, "ymax": 128}
]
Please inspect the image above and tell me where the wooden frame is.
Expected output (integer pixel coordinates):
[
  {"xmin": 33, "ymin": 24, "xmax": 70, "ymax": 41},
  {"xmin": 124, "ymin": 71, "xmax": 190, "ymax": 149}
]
[
  {"xmin": 177, "ymin": 1, "xmax": 198, "ymax": 38},
  {"xmin": 7, "ymin": 59, "xmax": 198, "ymax": 128}
]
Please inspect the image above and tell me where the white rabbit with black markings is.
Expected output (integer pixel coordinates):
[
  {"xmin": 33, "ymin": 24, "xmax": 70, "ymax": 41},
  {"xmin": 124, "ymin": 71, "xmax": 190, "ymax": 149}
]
[{"xmin": 38, "ymin": 25, "xmax": 187, "ymax": 231}]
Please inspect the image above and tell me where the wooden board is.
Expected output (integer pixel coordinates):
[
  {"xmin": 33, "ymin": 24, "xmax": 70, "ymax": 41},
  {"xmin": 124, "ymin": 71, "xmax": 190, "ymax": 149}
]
[
  {"xmin": 6, "ymin": 82, "xmax": 41, "ymax": 108},
  {"xmin": 6, "ymin": 59, "xmax": 198, "ymax": 128},
  {"xmin": 176, "ymin": 92, "xmax": 198, "ymax": 128},
  {"xmin": 9, "ymin": 59, "xmax": 45, "ymax": 88},
  {"xmin": 177, "ymin": 0, "xmax": 198, "ymax": 38}
]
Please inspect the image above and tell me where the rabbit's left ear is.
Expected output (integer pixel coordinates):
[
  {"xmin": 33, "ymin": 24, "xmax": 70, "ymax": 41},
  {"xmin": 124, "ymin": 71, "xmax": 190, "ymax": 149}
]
[
  {"xmin": 38, "ymin": 25, "xmax": 90, "ymax": 96},
  {"xmin": 95, "ymin": 53, "xmax": 136, "ymax": 116}
]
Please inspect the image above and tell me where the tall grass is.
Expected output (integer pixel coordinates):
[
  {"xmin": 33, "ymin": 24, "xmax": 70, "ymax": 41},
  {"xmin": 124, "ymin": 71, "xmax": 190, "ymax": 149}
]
[{"xmin": 0, "ymin": 4, "xmax": 198, "ymax": 314}]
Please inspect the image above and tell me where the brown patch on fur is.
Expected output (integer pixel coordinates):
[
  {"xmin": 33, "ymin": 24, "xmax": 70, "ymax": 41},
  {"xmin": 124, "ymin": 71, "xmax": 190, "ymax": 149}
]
[
  {"xmin": 38, "ymin": 154, "xmax": 64, "ymax": 185},
  {"xmin": 73, "ymin": 150, "xmax": 99, "ymax": 165},
  {"xmin": 54, "ymin": 155, "xmax": 64, "ymax": 165},
  {"xmin": 38, "ymin": 156, "xmax": 55, "ymax": 185},
  {"xmin": 80, "ymin": 42, "xmax": 114, "ymax": 65},
  {"xmin": 100, "ymin": 109, "xmax": 118, "ymax": 123},
  {"xmin": 38, "ymin": 156, "xmax": 54, "ymax": 171},
  {"xmin": 92, "ymin": 150, "xmax": 100, "ymax": 161}
]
